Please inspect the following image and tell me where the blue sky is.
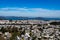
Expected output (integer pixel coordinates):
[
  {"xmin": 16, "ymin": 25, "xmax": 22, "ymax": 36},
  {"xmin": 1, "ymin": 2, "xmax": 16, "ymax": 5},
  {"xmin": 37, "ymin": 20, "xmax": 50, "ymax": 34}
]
[{"xmin": 0, "ymin": 0, "xmax": 60, "ymax": 17}]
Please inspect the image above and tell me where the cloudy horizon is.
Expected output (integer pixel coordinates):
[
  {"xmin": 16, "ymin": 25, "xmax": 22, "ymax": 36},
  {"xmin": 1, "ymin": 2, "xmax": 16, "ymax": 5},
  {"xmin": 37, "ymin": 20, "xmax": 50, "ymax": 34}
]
[
  {"xmin": 0, "ymin": 0, "xmax": 60, "ymax": 18},
  {"xmin": 0, "ymin": 7, "xmax": 60, "ymax": 18}
]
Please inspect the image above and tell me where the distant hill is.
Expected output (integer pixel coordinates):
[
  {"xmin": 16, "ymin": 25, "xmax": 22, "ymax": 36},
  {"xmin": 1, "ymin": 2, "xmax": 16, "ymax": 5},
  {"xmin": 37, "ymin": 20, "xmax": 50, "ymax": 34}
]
[{"xmin": 0, "ymin": 16, "xmax": 60, "ymax": 20}]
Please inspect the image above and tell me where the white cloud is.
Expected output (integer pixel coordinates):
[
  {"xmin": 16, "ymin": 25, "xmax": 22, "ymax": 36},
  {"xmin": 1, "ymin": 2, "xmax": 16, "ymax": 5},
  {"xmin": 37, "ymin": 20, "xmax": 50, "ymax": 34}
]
[{"xmin": 0, "ymin": 7, "xmax": 60, "ymax": 18}]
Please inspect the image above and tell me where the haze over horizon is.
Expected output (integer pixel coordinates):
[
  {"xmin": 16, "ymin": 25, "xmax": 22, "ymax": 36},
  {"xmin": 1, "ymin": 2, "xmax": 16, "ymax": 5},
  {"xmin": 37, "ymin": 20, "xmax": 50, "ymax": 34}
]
[{"xmin": 0, "ymin": 0, "xmax": 60, "ymax": 18}]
